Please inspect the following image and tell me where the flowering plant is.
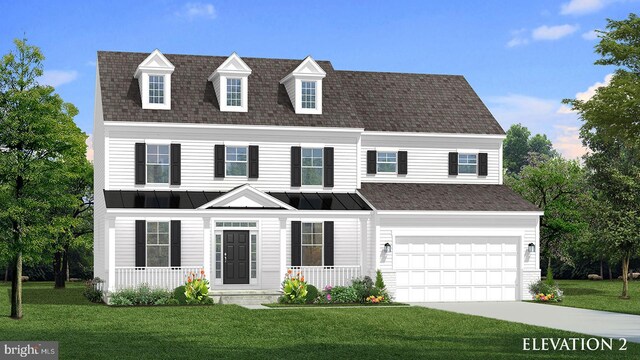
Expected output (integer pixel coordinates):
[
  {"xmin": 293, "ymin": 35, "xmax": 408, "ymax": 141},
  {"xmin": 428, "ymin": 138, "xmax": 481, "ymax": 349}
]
[
  {"xmin": 281, "ymin": 269, "xmax": 308, "ymax": 304},
  {"xmin": 366, "ymin": 295, "xmax": 386, "ymax": 304},
  {"xmin": 534, "ymin": 293, "xmax": 560, "ymax": 302},
  {"xmin": 184, "ymin": 269, "xmax": 210, "ymax": 304}
]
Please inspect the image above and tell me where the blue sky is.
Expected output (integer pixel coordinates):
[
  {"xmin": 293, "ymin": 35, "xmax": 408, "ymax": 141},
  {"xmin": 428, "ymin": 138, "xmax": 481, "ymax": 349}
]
[{"xmin": 1, "ymin": 0, "xmax": 637, "ymax": 158}]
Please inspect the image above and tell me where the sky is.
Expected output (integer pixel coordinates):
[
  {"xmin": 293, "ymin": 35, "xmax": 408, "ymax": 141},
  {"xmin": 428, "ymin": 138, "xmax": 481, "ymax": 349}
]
[{"xmin": 1, "ymin": 0, "xmax": 637, "ymax": 160}]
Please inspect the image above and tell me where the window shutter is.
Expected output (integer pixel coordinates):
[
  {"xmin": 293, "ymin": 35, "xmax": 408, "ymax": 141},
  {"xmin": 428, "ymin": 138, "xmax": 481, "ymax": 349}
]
[
  {"xmin": 291, "ymin": 147, "xmax": 301, "ymax": 187},
  {"xmin": 324, "ymin": 147, "xmax": 334, "ymax": 188},
  {"xmin": 170, "ymin": 144, "xmax": 181, "ymax": 185},
  {"xmin": 324, "ymin": 221, "xmax": 334, "ymax": 266},
  {"xmin": 135, "ymin": 143, "xmax": 146, "ymax": 185},
  {"xmin": 398, "ymin": 151, "xmax": 408, "ymax": 175},
  {"xmin": 291, "ymin": 221, "xmax": 301, "ymax": 266},
  {"xmin": 170, "ymin": 220, "xmax": 181, "ymax": 267},
  {"xmin": 214, "ymin": 145, "xmax": 225, "ymax": 178},
  {"xmin": 448, "ymin": 152, "xmax": 458, "ymax": 176},
  {"xmin": 478, "ymin": 153, "xmax": 488, "ymax": 176},
  {"xmin": 135, "ymin": 220, "xmax": 146, "ymax": 267},
  {"xmin": 367, "ymin": 150, "xmax": 377, "ymax": 174},
  {"xmin": 249, "ymin": 145, "xmax": 259, "ymax": 178}
]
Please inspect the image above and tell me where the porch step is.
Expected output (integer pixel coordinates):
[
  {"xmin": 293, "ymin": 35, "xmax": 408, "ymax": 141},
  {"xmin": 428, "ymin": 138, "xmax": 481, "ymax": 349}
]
[{"xmin": 210, "ymin": 290, "xmax": 281, "ymax": 305}]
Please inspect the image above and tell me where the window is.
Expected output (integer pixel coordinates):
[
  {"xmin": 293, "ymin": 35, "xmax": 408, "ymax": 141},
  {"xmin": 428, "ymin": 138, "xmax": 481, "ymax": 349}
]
[
  {"xmin": 377, "ymin": 152, "xmax": 397, "ymax": 173},
  {"xmin": 226, "ymin": 146, "xmax": 247, "ymax": 176},
  {"xmin": 215, "ymin": 221, "xmax": 257, "ymax": 228},
  {"xmin": 149, "ymin": 75, "xmax": 165, "ymax": 104},
  {"xmin": 251, "ymin": 234, "xmax": 257, "ymax": 279},
  {"xmin": 301, "ymin": 81, "xmax": 316, "ymax": 109},
  {"xmin": 458, "ymin": 154, "xmax": 477, "ymax": 174},
  {"xmin": 226, "ymin": 78, "xmax": 242, "ymax": 107},
  {"xmin": 215, "ymin": 234, "xmax": 222, "ymax": 279},
  {"xmin": 301, "ymin": 222, "xmax": 323, "ymax": 266},
  {"xmin": 147, "ymin": 222, "xmax": 169, "ymax": 267},
  {"xmin": 301, "ymin": 148, "xmax": 323, "ymax": 185},
  {"xmin": 147, "ymin": 144, "xmax": 170, "ymax": 183}
]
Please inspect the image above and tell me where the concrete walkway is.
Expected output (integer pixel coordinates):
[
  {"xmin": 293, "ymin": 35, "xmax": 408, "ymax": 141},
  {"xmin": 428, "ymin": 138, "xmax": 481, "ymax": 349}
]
[{"xmin": 412, "ymin": 302, "xmax": 640, "ymax": 343}]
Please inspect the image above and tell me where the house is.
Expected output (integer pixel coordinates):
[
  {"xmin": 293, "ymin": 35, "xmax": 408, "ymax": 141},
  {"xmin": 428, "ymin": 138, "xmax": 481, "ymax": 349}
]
[{"xmin": 93, "ymin": 49, "xmax": 542, "ymax": 303}]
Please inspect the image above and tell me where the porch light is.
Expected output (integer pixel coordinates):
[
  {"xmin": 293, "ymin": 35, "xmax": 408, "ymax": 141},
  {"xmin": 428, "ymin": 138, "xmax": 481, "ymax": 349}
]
[
  {"xmin": 384, "ymin": 243, "xmax": 392, "ymax": 253},
  {"xmin": 528, "ymin": 243, "xmax": 536, "ymax": 253}
]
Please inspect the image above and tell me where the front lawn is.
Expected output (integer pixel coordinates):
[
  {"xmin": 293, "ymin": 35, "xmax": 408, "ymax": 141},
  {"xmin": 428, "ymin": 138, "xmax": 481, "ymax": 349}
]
[
  {"xmin": 553, "ymin": 279, "xmax": 640, "ymax": 315},
  {"xmin": 0, "ymin": 282, "xmax": 637, "ymax": 359}
]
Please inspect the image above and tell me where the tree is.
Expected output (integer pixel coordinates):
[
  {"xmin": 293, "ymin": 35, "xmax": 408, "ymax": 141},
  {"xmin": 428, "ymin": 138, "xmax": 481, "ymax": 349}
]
[
  {"xmin": 0, "ymin": 39, "xmax": 86, "ymax": 318},
  {"xmin": 503, "ymin": 124, "xmax": 558, "ymax": 174},
  {"xmin": 506, "ymin": 156, "xmax": 588, "ymax": 275}
]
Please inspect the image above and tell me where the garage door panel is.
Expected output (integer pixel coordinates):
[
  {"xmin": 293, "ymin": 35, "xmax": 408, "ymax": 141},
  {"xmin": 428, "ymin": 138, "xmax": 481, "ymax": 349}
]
[
  {"xmin": 472, "ymin": 271, "xmax": 487, "ymax": 285},
  {"xmin": 504, "ymin": 255, "xmax": 517, "ymax": 268},
  {"xmin": 409, "ymin": 288, "xmax": 425, "ymax": 302},
  {"xmin": 426, "ymin": 271, "xmax": 440, "ymax": 285},
  {"xmin": 458, "ymin": 255, "xmax": 472, "ymax": 268},
  {"xmin": 472, "ymin": 255, "xmax": 487, "ymax": 268},
  {"xmin": 458, "ymin": 271, "xmax": 471, "ymax": 284},
  {"xmin": 410, "ymin": 271, "xmax": 425, "ymax": 286},
  {"xmin": 396, "ymin": 255, "xmax": 409, "ymax": 268},
  {"xmin": 472, "ymin": 287, "xmax": 487, "ymax": 301},
  {"xmin": 410, "ymin": 255, "xmax": 425, "ymax": 268},
  {"xmin": 488, "ymin": 254, "xmax": 502, "ymax": 268},
  {"xmin": 488, "ymin": 271, "xmax": 502, "ymax": 285},
  {"xmin": 426, "ymin": 288, "xmax": 440, "ymax": 302},
  {"xmin": 504, "ymin": 271, "xmax": 517, "ymax": 284},
  {"xmin": 426, "ymin": 255, "xmax": 440, "ymax": 269},
  {"xmin": 442, "ymin": 255, "xmax": 456, "ymax": 269},
  {"xmin": 397, "ymin": 271, "xmax": 409, "ymax": 286},
  {"xmin": 458, "ymin": 287, "xmax": 472, "ymax": 301}
]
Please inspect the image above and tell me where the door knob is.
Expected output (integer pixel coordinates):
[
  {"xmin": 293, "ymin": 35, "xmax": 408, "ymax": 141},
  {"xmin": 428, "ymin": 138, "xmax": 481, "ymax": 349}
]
[{"xmin": 224, "ymin": 253, "xmax": 227, "ymax": 262}]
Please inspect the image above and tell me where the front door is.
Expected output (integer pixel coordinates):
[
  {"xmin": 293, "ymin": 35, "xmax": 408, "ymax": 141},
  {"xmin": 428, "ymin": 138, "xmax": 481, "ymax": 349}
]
[{"xmin": 223, "ymin": 230, "xmax": 250, "ymax": 284}]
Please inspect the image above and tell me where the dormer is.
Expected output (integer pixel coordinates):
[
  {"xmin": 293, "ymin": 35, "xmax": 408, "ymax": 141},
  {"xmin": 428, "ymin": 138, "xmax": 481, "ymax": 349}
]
[
  {"xmin": 208, "ymin": 53, "xmax": 252, "ymax": 112},
  {"xmin": 280, "ymin": 56, "xmax": 326, "ymax": 115},
  {"xmin": 134, "ymin": 50, "xmax": 174, "ymax": 110}
]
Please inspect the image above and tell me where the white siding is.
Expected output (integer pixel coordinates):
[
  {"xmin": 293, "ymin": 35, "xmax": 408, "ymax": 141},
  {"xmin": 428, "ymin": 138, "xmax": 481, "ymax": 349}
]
[{"xmin": 257, "ymin": 218, "xmax": 281, "ymax": 289}]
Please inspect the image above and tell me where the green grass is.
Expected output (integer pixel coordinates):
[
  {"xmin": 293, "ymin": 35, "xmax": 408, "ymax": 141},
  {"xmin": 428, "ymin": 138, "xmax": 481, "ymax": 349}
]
[
  {"xmin": 0, "ymin": 282, "xmax": 637, "ymax": 359},
  {"xmin": 552, "ymin": 279, "xmax": 640, "ymax": 315},
  {"xmin": 263, "ymin": 302, "xmax": 409, "ymax": 307}
]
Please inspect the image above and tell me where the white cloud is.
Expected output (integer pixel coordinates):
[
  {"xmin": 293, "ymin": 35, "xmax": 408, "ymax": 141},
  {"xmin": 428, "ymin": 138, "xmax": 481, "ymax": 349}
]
[
  {"xmin": 553, "ymin": 125, "xmax": 588, "ymax": 159},
  {"xmin": 506, "ymin": 29, "xmax": 529, "ymax": 48},
  {"xmin": 557, "ymin": 73, "xmax": 613, "ymax": 113},
  {"xmin": 176, "ymin": 2, "xmax": 216, "ymax": 20},
  {"xmin": 532, "ymin": 24, "xmax": 579, "ymax": 40},
  {"xmin": 560, "ymin": 0, "xmax": 608, "ymax": 15},
  {"xmin": 86, "ymin": 134, "xmax": 94, "ymax": 162},
  {"xmin": 38, "ymin": 70, "xmax": 78, "ymax": 87},
  {"xmin": 581, "ymin": 30, "xmax": 599, "ymax": 40}
]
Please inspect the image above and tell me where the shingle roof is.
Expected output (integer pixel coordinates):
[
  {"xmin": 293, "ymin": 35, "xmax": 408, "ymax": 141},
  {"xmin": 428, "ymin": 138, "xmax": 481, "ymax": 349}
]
[
  {"xmin": 358, "ymin": 183, "xmax": 540, "ymax": 211},
  {"xmin": 98, "ymin": 51, "xmax": 504, "ymax": 134}
]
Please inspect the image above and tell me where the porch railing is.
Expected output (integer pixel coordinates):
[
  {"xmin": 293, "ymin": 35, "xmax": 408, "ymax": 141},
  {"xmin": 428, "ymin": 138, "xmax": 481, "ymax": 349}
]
[
  {"xmin": 287, "ymin": 266, "xmax": 361, "ymax": 289},
  {"xmin": 113, "ymin": 267, "xmax": 202, "ymax": 291}
]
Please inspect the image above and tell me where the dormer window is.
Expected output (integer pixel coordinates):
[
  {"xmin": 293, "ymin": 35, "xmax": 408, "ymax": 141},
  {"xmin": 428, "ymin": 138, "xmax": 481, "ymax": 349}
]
[
  {"xmin": 209, "ymin": 53, "xmax": 251, "ymax": 112},
  {"xmin": 280, "ymin": 56, "xmax": 326, "ymax": 115},
  {"xmin": 134, "ymin": 49, "xmax": 174, "ymax": 110}
]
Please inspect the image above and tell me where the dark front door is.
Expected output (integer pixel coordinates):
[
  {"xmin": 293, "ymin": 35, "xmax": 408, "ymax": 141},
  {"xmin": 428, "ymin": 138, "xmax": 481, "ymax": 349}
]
[{"xmin": 223, "ymin": 230, "xmax": 250, "ymax": 284}]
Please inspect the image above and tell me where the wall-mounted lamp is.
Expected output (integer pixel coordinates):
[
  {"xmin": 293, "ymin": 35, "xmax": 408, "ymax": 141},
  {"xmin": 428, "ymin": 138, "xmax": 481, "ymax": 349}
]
[
  {"xmin": 384, "ymin": 243, "xmax": 392, "ymax": 254},
  {"xmin": 528, "ymin": 243, "xmax": 536, "ymax": 253}
]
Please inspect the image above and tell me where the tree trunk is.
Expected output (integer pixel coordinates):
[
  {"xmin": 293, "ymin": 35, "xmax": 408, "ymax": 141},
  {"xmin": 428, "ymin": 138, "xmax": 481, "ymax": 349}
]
[
  {"xmin": 600, "ymin": 259, "xmax": 603, "ymax": 278},
  {"xmin": 4, "ymin": 267, "xmax": 8, "ymax": 282},
  {"xmin": 53, "ymin": 248, "xmax": 67, "ymax": 289},
  {"xmin": 608, "ymin": 262, "xmax": 612, "ymax": 280},
  {"xmin": 620, "ymin": 255, "xmax": 630, "ymax": 299},
  {"xmin": 10, "ymin": 252, "xmax": 22, "ymax": 319}
]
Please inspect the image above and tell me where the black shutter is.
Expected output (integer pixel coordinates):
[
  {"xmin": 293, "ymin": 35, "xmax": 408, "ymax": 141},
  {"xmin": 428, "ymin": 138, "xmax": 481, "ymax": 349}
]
[
  {"xmin": 398, "ymin": 151, "xmax": 408, "ymax": 175},
  {"xmin": 324, "ymin": 221, "xmax": 334, "ymax": 266},
  {"xmin": 135, "ymin": 220, "xmax": 146, "ymax": 267},
  {"xmin": 324, "ymin": 147, "xmax": 334, "ymax": 188},
  {"xmin": 135, "ymin": 143, "xmax": 146, "ymax": 185},
  {"xmin": 291, "ymin": 147, "xmax": 301, "ymax": 187},
  {"xmin": 249, "ymin": 145, "xmax": 259, "ymax": 178},
  {"xmin": 291, "ymin": 221, "xmax": 301, "ymax": 266},
  {"xmin": 170, "ymin": 220, "xmax": 181, "ymax": 267},
  {"xmin": 478, "ymin": 153, "xmax": 488, "ymax": 176},
  {"xmin": 214, "ymin": 145, "xmax": 225, "ymax": 178},
  {"xmin": 367, "ymin": 150, "xmax": 377, "ymax": 174},
  {"xmin": 448, "ymin": 152, "xmax": 458, "ymax": 176},
  {"xmin": 170, "ymin": 144, "xmax": 181, "ymax": 185}
]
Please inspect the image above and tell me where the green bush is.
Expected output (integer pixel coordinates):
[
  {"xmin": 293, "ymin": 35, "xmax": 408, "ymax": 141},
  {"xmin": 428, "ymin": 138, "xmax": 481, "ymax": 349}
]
[
  {"xmin": 109, "ymin": 293, "xmax": 133, "ymax": 306},
  {"xmin": 329, "ymin": 286, "xmax": 359, "ymax": 304},
  {"xmin": 82, "ymin": 278, "xmax": 104, "ymax": 303},
  {"xmin": 375, "ymin": 270, "xmax": 386, "ymax": 290},
  {"xmin": 305, "ymin": 284, "xmax": 319, "ymax": 304},
  {"xmin": 108, "ymin": 284, "xmax": 173, "ymax": 306},
  {"xmin": 173, "ymin": 286, "xmax": 187, "ymax": 304},
  {"xmin": 166, "ymin": 298, "xmax": 180, "ymax": 306},
  {"xmin": 529, "ymin": 279, "xmax": 563, "ymax": 302},
  {"xmin": 351, "ymin": 276, "xmax": 374, "ymax": 302},
  {"xmin": 370, "ymin": 286, "xmax": 390, "ymax": 300}
]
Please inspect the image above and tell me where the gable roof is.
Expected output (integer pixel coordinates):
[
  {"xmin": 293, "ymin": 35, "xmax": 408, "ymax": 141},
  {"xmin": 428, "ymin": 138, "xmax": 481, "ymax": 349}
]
[
  {"xmin": 97, "ymin": 51, "xmax": 504, "ymax": 134},
  {"xmin": 358, "ymin": 183, "xmax": 540, "ymax": 212}
]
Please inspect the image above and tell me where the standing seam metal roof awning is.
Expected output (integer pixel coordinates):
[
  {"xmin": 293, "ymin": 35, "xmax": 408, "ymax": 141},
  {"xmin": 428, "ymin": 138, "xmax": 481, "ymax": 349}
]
[{"xmin": 103, "ymin": 190, "xmax": 371, "ymax": 210}]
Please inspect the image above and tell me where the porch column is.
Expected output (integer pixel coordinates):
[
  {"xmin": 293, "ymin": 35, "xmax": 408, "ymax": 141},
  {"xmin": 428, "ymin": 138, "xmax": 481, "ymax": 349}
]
[
  {"xmin": 279, "ymin": 217, "xmax": 287, "ymax": 280},
  {"xmin": 203, "ymin": 217, "xmax": 212, "ymax": 279},
  {"xmin": 107, "ymin": 218, "xmax": 116, "ymax": 292}
]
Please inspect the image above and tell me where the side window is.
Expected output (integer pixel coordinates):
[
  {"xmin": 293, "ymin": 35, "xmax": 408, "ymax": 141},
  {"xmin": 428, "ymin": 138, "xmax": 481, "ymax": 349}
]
[
  {"xmin": 226, "ymin": 146, "xmax": 248, "ymax": 176},
  {"xmin": 147, "ymin": 221, "xmax": 170, "ymax": 267},
  {"xmin": 301, "ymin": 222, "xmax": 323, "ymax": 266},
  {"xmin": 458, "ymin": 154, "xmax": 477, "ymax": 174},
  {"xmin": 147, "ymin": 144, "xmax": 170, "ymax": 183},
  {"xmin": 301, "ymin": 148, "xmax": 323, "ymax": 185},
  {"xmin": 377, "ymin": 152, "xmax": 397, "ymax": 173},
  {"xmin": 148, "ymin": 75, "xmax": 165, "ymax": 104}
]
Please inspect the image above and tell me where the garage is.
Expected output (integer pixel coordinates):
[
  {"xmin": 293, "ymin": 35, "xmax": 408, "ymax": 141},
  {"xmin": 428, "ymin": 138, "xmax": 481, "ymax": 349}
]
[{"xmin": 393, "ymin": 236, "xmax": 520, "ymax": 302}]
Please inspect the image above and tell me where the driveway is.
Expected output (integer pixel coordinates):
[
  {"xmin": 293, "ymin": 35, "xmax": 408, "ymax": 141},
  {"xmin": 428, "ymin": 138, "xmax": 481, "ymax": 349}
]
[{"xmin": 412, "ymin": 302, "xmax": 640, "ymax": 343}]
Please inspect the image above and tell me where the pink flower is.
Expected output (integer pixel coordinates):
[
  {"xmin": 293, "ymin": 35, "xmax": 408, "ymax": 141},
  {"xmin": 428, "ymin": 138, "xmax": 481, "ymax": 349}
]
[{"xmin": 326, "ymin": 294, "xmax": 332, "ymax": 302}]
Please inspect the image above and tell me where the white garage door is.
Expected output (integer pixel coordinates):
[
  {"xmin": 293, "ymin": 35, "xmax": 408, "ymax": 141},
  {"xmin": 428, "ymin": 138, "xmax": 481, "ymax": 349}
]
[{"xmin": 394, "ymin": 236, "xmax": 519, "ymax": 302}]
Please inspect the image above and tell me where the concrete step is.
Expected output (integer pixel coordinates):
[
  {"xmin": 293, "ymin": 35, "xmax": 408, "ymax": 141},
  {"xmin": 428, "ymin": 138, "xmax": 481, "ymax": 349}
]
[{"xmin": 210, "ymin": 290, "xmax": 281, "ymax": 305}]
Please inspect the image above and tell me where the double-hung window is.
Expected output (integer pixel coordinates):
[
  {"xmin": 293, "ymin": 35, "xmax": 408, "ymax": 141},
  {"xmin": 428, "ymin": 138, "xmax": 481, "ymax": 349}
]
[
  {"xmin": 226, "ymin": 78, "xmax": 242, "ymax": 107},
  {"xmin": 149, "ymin": 75, "xmax": 165, "ymax": 104},
  {"xmin": 458, "ymin": 153, "xmax": 477, "ymax": 174},
  {"xmin": 377, "ymin": 152, "xmax": 397, "ymax": 173},
  {"xmin": 147, "ymin": 222, "xmax": 170, "ymax": 267},
  {"xmin": 147, "ymin": 144, "xmax": 170, "ymax": 183},
  {"xmin": 226, "ymin": 146, "xmax": 247, "ymax": 176},
  {"xmin": 301, "ymin": 81, "xmax": 316, "ymax": 109},
  {"xmin": 301, "ymin": 222, "xmax": 323, "ymax": 266},
  {"xmin": 301, "ymin": 148, "xmax": 323, "ymax": 185}
]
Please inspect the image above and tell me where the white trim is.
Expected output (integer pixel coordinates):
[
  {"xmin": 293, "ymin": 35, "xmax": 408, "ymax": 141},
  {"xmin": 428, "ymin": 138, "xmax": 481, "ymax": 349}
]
[
  {"xmin": 356, "ymin": 135, "xmax": 362, "ymax": 188},
  {"xmin": 363, "ymin": 131, "xmax": 506, "ymax": 139},
  {"xmin": 196, "ymin": 184, "xmax": 296, "ymax": 210},
  {"xmin": 279, "ymin": 55, "xmax": 326, "ymax": 84},
  {"xmin": 106, "ymin": 209, "xmax": 371, "ymax": 216},
  {"xmin": 376, "ymin": 211, "xmax": 544, "ymax": 216},
  {"xmin": 103, "ymin": 121, "xmax": 364, "ymax": 133}
]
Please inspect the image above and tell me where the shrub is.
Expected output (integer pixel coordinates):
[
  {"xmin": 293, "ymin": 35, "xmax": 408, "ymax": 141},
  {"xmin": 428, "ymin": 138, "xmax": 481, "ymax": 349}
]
[
  {"xmin": 184, "ymin": 269, "xmax": 210, "ymax": 304},
  {"xmin": 108, "ymin": 284, "xmax": 173, "ymax": 306},
  {"xmin": 369, "ymin": 286, "xmax": 390, "ymax": 301},
  {"xmin": 173, "ymin": 286, "xmax": 187, "ymax": 304},
  {"xmin": 351, "ymin": 276, "xmax": 374, "ymax": 302},
  {"xmin": 305, "ymin": 284, "xmax": 319, "ymax": 304},
  {"xmin": 166, "ymin": 298, "xmax": 180, "ymax": 306},
  {"xmin": 529, "ymin": 279, "xmax": 563, "ymax": 302},
  {"xmin": 280, "ymin": 269, "xmax": 307, "ymax": 304},
  {"xmin": 328, "ymin": 286, "xmax": 359, "ymax": 304},
  {"xmin": 375, "ymin": 270, "xmax": 386, "ymax": 290},
  {"xmin": 109, "ymin": 293, "xmax": 133, "ymax": 306},
  {"xmin": 83, "ymin": 278, "xmax": 104, "ymax": 303},
  {"xmin": 545, "ymin": 267, "xmax": 555, "ymax": 286}
]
